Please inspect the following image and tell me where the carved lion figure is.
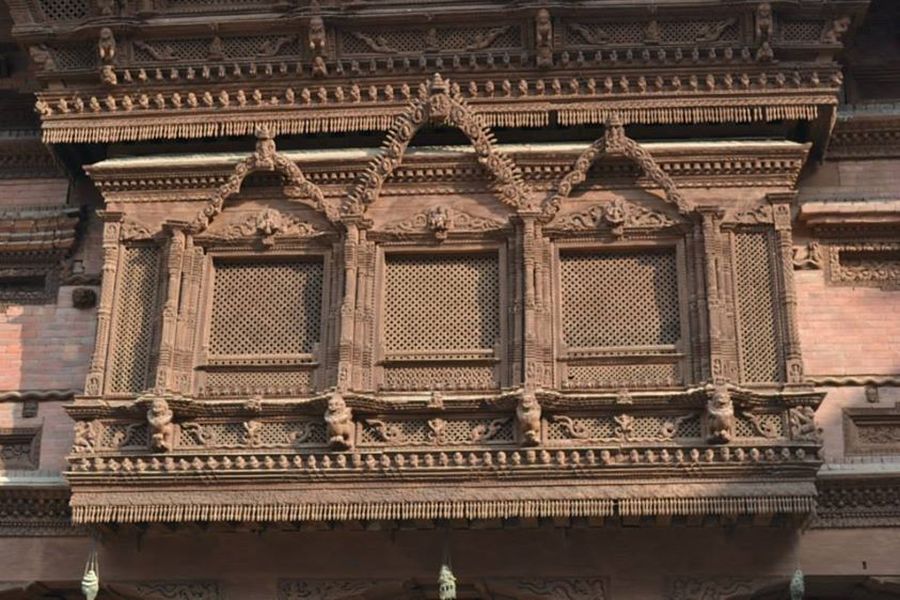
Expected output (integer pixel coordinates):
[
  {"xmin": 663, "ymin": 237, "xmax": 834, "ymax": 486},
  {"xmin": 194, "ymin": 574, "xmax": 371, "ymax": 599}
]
[
  {"xmin": 705, "ymin": 386, "xmax": 734, "ymax": 444},
  {"xmin": 98, "ymin": 27, "xmax": 116, "ymax": 64},
  {"xmin": 755, "ymin": 2, "xmax": 773, "ymax": 42},
  {"xmin": 325, "ymin": 393, "xmax": 354, "ymax": 450},
  {"xmin": 517, "ymin": 392, "xmax": 542, "ymax": 446},
  {"xmin": 147, "ymin": 398, "xmax": 175, "ymax": 452}
]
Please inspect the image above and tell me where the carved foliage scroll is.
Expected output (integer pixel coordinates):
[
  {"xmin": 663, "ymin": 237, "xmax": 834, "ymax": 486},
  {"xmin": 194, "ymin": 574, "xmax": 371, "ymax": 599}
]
[
  {"xmin": 191, "ymin": 127, "xmax": 335, "ymax": 233},
  {"xmin": 347, "ymin": 74, "xmax": 530, "ymax": 215},
  {"xmin": 544, "ymin": 115, "xmax": 693, "ymax": 220}
]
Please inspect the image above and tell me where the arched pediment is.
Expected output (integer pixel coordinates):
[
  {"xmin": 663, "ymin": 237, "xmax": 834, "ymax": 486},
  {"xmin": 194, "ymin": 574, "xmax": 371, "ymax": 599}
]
[
  {"xmin": 544, "ymin": 116, "xmax": 694, "ymax": 220},
  {"xmin": 190, "ymin": 127, "xmax": 337, "ymax": 233},
  {"xmin": 345, "ymin": 74, "xmax": 533, "ymax": 215}
]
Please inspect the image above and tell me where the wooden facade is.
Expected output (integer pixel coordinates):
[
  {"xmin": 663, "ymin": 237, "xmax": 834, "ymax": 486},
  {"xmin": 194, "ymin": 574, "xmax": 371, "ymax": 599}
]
[{"xmin": 0, "ymin": 0, "xmax": 898, "ymax": 597}]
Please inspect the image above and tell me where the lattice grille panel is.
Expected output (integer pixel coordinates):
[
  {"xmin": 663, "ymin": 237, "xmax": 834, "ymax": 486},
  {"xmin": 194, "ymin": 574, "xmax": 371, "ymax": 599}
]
[
  {"xmin": 360, "ymin": 417, "xmax": 514, "ymax": 446},
  {"xmin": 382, "ymin": 365, "xmax": 497, "ymax": 391},
  {"xmin": 209, "ymin": 259, "xmax": 323, "ymax": 357},
  {"xmin": 733, "ymin": 233, "xmax": 783, "ymax": 383},
  {"xmin": 99, "ymin": 423, "xmax": 148, "ymax": 449},
  {"xmin": 565, "ymin": 363, "xmax": 681, "ymax": 388},
  {"xmin": 546, "ymin": 413, "xmax": 700, "ymax": 442},
  {"xmin": 51, "ymin": 47, "xmax": 96, "ymax": 70},
  {"xmin": 201, "ymin": 370, "xmax": 312, "ymax": 396},
  {"xmin": 565, "ymin": 22, "xmax": 644, "ymax": 46},
  {"xmin": 560, "ymin": 249, "xmax": 680, "ymax": 348},
  {"xmin": 37, "ymin": 0, "xmax": 88, "ymax": 21},
  {"xmin": 383, "ymin": 253, "xmax": 499, "ymax": 352},
  {"xmin": 780, "ymin": 21, "xmax": 824, "ymax": 42},
  {"xmin": 735, "ymin": 413, "xmax": 785, "ymax": 438},
  {"xmin": 108, "ymin": 246, "xmax": 160, "ymax": 394},
  {"xmin": 341, "ymin": 26, "xmax": 521, "ymax": 55},
  {"xmin": 179, "ymin": 420, "xmax": 327, "ymax": 448},
  {"xmin": 660, "ymin": 20, "xmax": 740, "ymax": 43}
]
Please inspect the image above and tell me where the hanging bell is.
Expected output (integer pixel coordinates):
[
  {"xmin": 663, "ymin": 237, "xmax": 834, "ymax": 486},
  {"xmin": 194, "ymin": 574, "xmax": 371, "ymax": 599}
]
[
  {"xmin": 438, "ymin": 563, "xmax": 457, "ymax": 600},
  {"xmin": 790, "ymin": 568, "xmax": 805, "ymax": 600},
  {"xmin": 81, "ymin": 549, "xmax": 99, "ymax": 600}
]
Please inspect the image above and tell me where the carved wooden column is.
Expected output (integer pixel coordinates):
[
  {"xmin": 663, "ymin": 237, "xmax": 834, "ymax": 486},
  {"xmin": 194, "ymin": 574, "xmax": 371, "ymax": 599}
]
[
  {"xmin": 520, "ymin": 213, "xmax": 545, "ymax": 389},
  {"xmin": 152, "ymin": 224, "xmax": 187, "ymax": 393},
  {"xmin": 699, "ymin": 208, "xmax": 735, "ymax": 384},
  {"xmin": 336, "ymin": 220, "xmax": 359, "ymax": 391},
  {"xmin": 172, "ymin": 235, "xmax": 202, "ymax": 395},
  {"xmin": 769, "ymin": 192, "xmax": 804, "ymax": 384},
  {"xmin": 84, "ymin": 211, "xmax": 123, "ymax": 397},
  {"xmin": 357, "ymin": 232, "xmax": 376, "ymax": 390}
]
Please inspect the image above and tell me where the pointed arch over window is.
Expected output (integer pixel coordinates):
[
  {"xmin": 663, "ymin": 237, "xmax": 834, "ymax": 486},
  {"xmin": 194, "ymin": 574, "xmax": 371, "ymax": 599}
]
[
  {"xmin": 190, "ymin": 126, "xmax": 337, "ymax": 233},
  {"xmin": 544, "ymin": 115, "xmax": 694, "ymax": 220},
  {"xmin": 345, "ymin": 74, "xmax": 533, "ymax": 216}
]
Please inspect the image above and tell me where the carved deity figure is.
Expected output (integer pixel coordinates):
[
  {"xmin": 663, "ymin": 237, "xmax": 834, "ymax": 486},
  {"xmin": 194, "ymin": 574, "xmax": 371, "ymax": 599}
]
[
  {"xmin": 29, "ymin": 44, "xmax": 56, "ymax": 71},
  {"xmin": 517, "ymin": 392, "xmax": 542, "ymax": 446},
  {"xmin": 147, "ymin": 397, "xmax": 175, "ymax": 452},
  {"xmin": 789, "ymin": 406, "xmax": 821, "ymax": 442},
  {"xmin": 755, "ymin": 3, "xmax": 773, "ymax": 43},
  {"xmin": 325, "ymin": 393, "xmax": 354, "ymax": 450},
  {"xmin": 535, "ymin": 9, "xmax": 553, "ymax": 68},
  {"xmin": 96, "ymin": 0, "xmax": 116, "ymax": 16},
  {"xmin": 98, "ymin": 27, "xmax": 116, "ymax": 64},
  {"xmin": 427, "ymin": 206, "xmax": 451, "ymax": 240},
  {"xmin": 705, "ymin": 386, "xmax": 734, "ymax": 444}
]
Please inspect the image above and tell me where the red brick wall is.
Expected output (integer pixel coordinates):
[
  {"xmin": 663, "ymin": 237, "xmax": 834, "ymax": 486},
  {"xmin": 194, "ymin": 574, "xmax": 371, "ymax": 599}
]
[
  {"xmin": 0, "ymin": 289, "xmax": 98, "ymax": 392},
  {"xmin": 795, "ymin": 269, "xmax": 900, "ymax": 377}
]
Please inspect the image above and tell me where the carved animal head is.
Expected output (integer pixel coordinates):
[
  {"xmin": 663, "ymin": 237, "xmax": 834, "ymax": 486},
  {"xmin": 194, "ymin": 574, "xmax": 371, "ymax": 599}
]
[
  {"xmin": 148, "ymin": 398, "xmax": 170, "ymax": 416},
  {"xmin": 709, "ymin": 386, "xmax": 732, "ymax": 410},
  {"xmin": 519, "ymin": 393, "xmax": 540, "ymax": 412},
  {"xmin": 327, "ymin": 394, "xmax": 347, "ymax": 413}
]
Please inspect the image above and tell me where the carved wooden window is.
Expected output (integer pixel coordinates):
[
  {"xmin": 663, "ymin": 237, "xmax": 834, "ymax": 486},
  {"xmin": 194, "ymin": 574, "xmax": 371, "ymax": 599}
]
[
  {"xmin": 0, "ymin": 267, "xmax": 55, "ymax": 305},
  {"xmin": 377, "ymin": 249, "xmax": 505, "ymax": 391},
  {"xmin": 731, "ymin": 231, "xmax": 784, "ymax": 383},
  {"xmin": 198, "ymin": 255, "xmax": 327, "ymax": 396},
  {"xmin": 106, "ymin": 244, "xmax": 162, "ymax": 394},
  {"xmin": 555, "ymin": 242, "xmax": 688, "ymax": 389}
]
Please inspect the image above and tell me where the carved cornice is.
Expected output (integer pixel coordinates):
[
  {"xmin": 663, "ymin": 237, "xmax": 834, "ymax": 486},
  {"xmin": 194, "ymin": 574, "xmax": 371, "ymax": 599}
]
[
  {"xmin": 0, "ymin": 485, "xmax": 77, "ymax": 536},
  {"xmin": 0, "ymin": 204, "xmax": 81, "ymax": 257},
  {"xmin": 813, "ymin": 473, "xmax": 900, "ymax": 529},
  {"xmin": 828, "ymin": 106, "xmax": 900, "ymax": 160}
]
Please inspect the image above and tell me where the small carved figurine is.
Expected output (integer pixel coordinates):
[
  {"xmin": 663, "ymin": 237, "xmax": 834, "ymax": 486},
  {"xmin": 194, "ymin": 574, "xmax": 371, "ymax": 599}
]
[
  {"xmin": 516, "ymin": 392, "xmax": 542, "ymax": 446},
  {"xmin": 755, "ymin": 2, "xmax": 773, "ymax": 43},
  {"xmin": 29, "ymin": 45, "xmax": 57, "ymax": 71},
  {"xmin": 427, "ymin": 206, "xmax": 451, "ymax": 240},
  {"xmin": 96, "ymin": 0, "xmax": 116, "ymax": 16},
  {"xmin": 325, "ymin": 393, "xmax": 354, "ymax": 450},
  {"xmin": 789, "ymin": 406, "xmax": 821, "ymax": 442},
  {"xmin": 98, "ymin": 27, "xmax": 116, "ymax": 64},
  {"xmin": 147, "ymin": 397, "xmax": 175, "ymax": 452},
  {"xmin": 821, "ymin": 16, "xmax": 851, "ymax": 44},
  {"xmin": 705, "ymin": 386, "xmax": 734, "ymax": 444},
  {"xmin": 535, "ymin": 8, "xmax": 553, "ymax": 69},
  {"xmin": 100, "ymin": 64, "xmax": 118, "ymax": 86},
  {"xmin": 309, "ymin": 14, "xmax": 326, "ymax": 55}
]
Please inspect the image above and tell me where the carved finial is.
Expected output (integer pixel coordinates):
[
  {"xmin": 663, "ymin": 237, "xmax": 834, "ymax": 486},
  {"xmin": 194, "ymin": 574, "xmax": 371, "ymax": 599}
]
[
  {"xmin": 430, "ymin": 72, "xmax": 449, "ymax": 94},
  {"xmin": 81, "ymin": 549, "xmax": 99, "ymax": 600},
  {"xmin": 438, "ymin": 564, "xmax": 457, "ymax": 600},
  {"xmin": 603, "ymin": 114, "xmax": 626, "ymax": 153},
  {"xmin": 790, "ymin": 569, "xmax": 805, "ymax": 600}
]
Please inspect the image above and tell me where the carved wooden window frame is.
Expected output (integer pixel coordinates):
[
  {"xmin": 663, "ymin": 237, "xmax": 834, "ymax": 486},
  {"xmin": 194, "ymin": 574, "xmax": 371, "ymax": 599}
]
[
  {"xmin": 192, "ymin": 245, "xmax": 335, "ymax": 397},
  {"xmin": 372, "ymin": 239, "xmax": 511, "ymax": 392},
  {"xmin": 103, "ymin": 239, "xmax": 165, "ymax": 397},
  {"xmin": 549, "ymin": 236, "xmax": 692, "ymax": 390}
]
